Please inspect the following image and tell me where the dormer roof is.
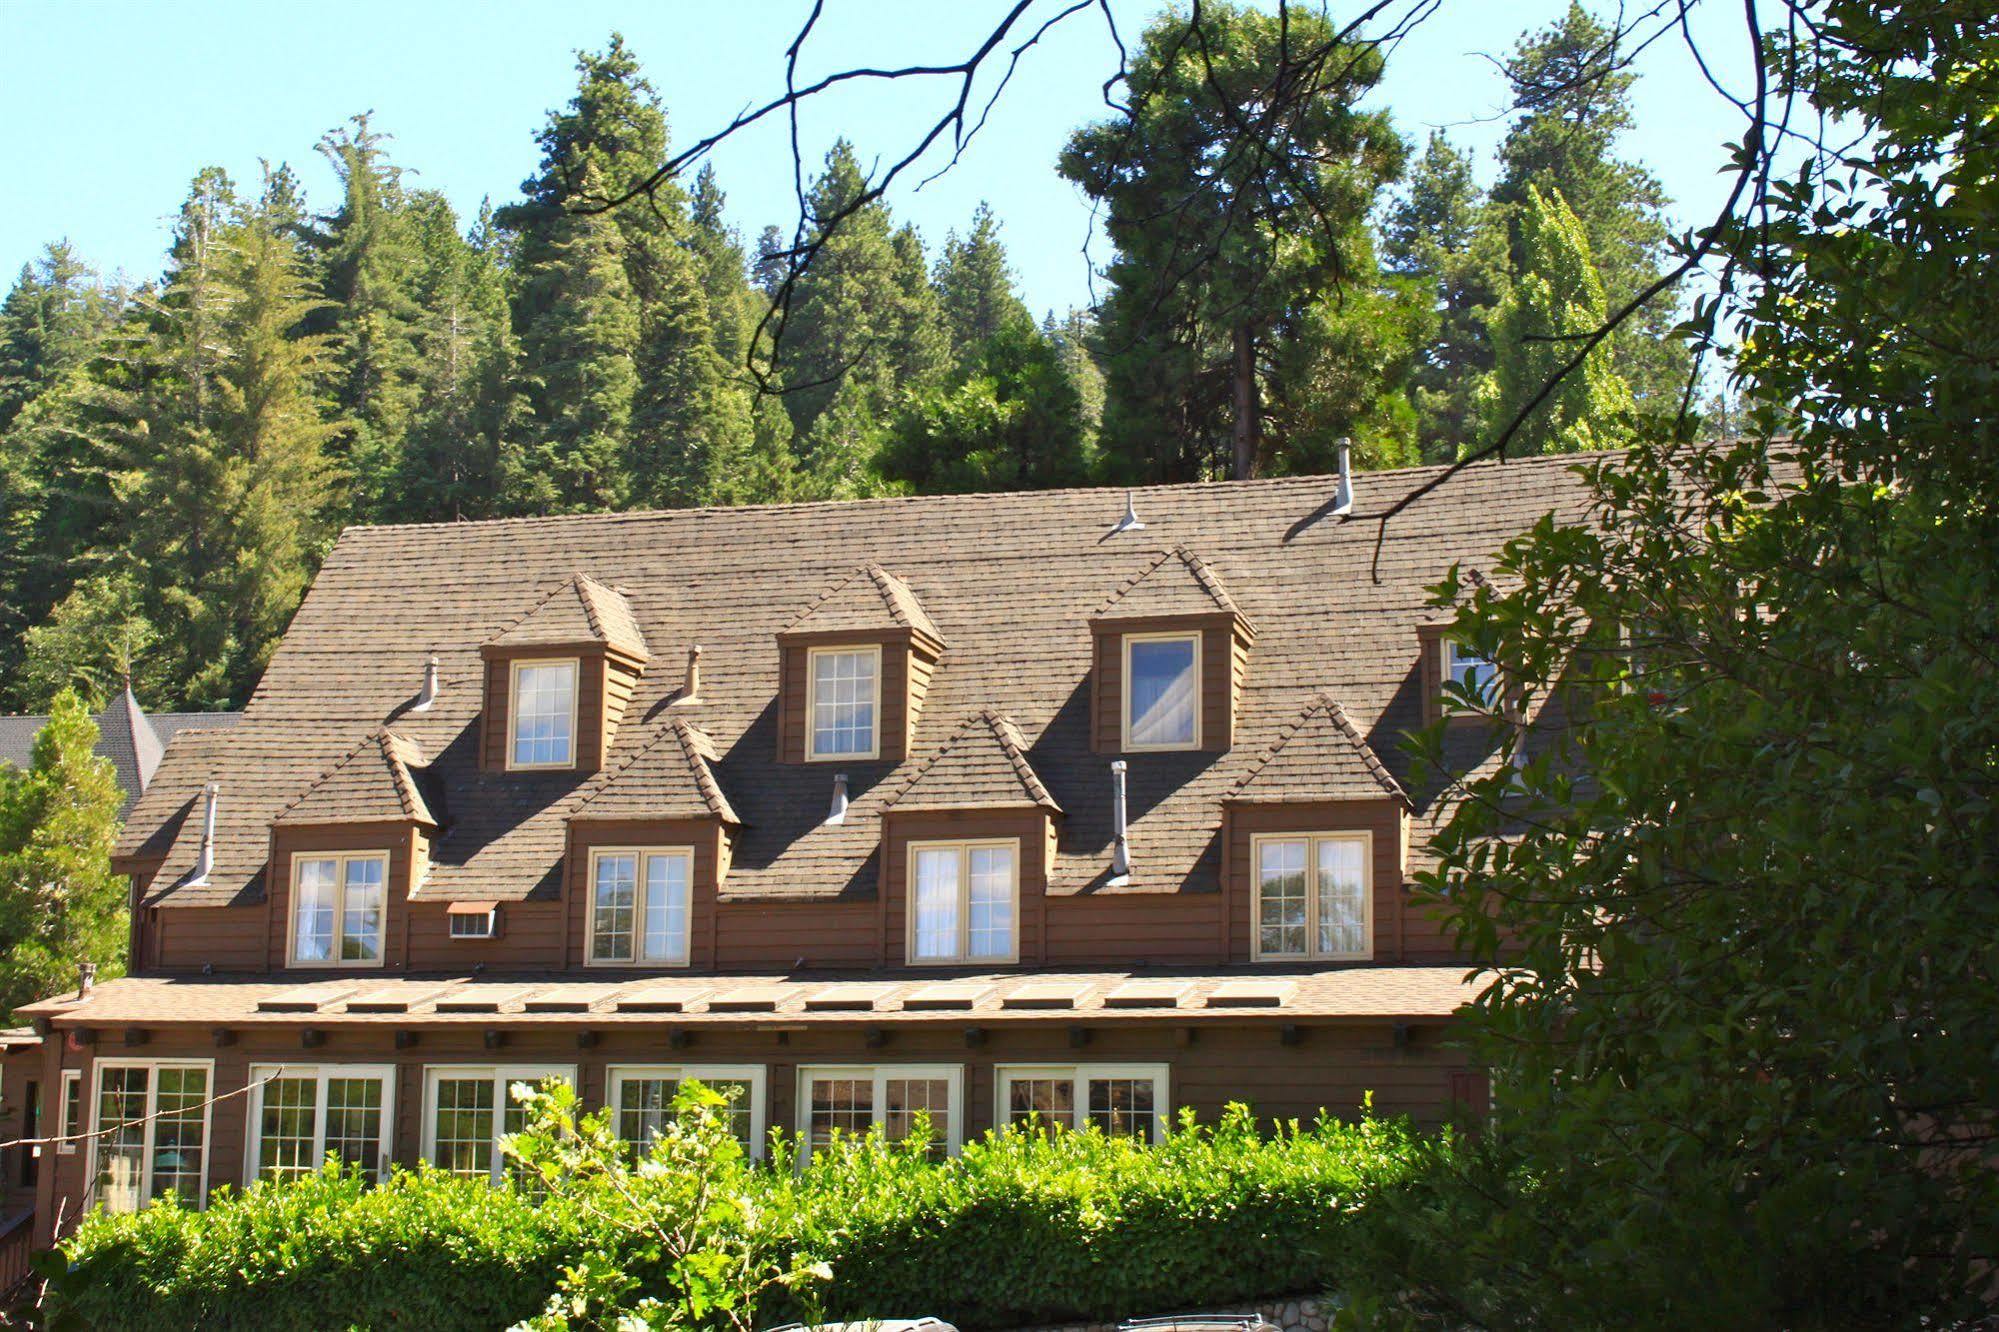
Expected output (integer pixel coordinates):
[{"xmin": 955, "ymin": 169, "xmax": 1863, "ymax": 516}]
[
  {"xmin": 884, "ymin": 709, "xmax": 1060, "ymax": 814},
  {"xmin": 274, "ymin": 730, "xmax": 441, "ymax": 828},
  {"xmin": 782, "ymin": 564, "xmax": 944, "ymax": 648},
  {"xmin": 570, "ymin": 718, "xmax": 740, "ymax": 824},
  {"xmin": 487, "ymin": 573, "xmax": 650, "ymax": 662},
  {"xmin": 1226, "ymin": 693, "xmax": 1407, "ymax": 806},
  {"xmin": 1093, "ymin": 546, "xmax": 1255, "ymax": 635}
]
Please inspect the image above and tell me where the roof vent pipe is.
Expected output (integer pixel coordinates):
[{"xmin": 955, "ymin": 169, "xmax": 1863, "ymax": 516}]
[
  {"xmin": 1112, "ymin": 490, "xmax": 1146, "ymax": 534},
  {"xmin": 187, "ymin": 782, "xmax": 219, "ymax": 886},
  {"xmin": 677, "ymin": 644, "xmax": 703, "ymax": 704},
  {"xmin": 413, "ymin": 655, "xmax": 440, "ymax": 711},
  {"xmin": 1109, "ymin": 760, "xmax": 1131, "ymax": 884},
  {"xmin": 827, "ymin": 772, "xmax": 849, "ymax": 826},
  {"xmin": 1332, "ymin": 438, "xmax": 1354, "ymax": 518},
  {"xmin": 78, "ymin": 961, "xmax": 96, "ymax": 1000}
]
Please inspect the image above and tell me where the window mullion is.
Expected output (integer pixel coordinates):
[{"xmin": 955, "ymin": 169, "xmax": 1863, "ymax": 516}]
[
  {"xmin": 313, "ymin": 1071, "xmax": 330, "ymax": 1172},
  {"xmin": 957, "ymin": 846, "xmax": 972, "ymax": 958},
  {"xmin": 1305, "ymin": 837, "xmax": 1321, "ymax": 959}
]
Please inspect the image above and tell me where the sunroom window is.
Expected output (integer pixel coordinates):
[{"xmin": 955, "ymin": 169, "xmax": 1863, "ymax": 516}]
[
  {"xmin": 1254, "ymin": 832, "xmax": 1372, "ymax": 961},
  {"xmin": 798, "ymin": 1064, "xmax": 961, "ymax": 1158},
  {"xmin": 997, "ymin": 1064, "xmax": 1170, "ymax": 1143},
  {"xmin": 509, "ymin": 659, "xmax": 578, "ymax": 769},
  {"xmin": 248, "ymin": 1064, "xmax": 394, "ymax": 1183},
  {"xmin": 588, "ymin": 848, "xmax": 692, "ymax": 965},
  {"xmin": 92, "ymin": 1061, "xmax": 211, "ymax": 1212},
  {"xmin": 908, "ymin": 840, "xmax": 1017, "ymax": 964},
  {"xmin": 606, "ymin": 1064, "xmax": 765, "ymax": 1158},
  {"xmin": 806, "ymin": 645, "xmax": 880, "ymax": 760},
  {"xmin": 423, "ymin": 1065, "xmax": 574, "ymax": 1184},
  {"xmin": 1123, "ymin": 632, "xmax": 1199, "ymax": 750},
  {"xmin": 291, "ymin": 851, "xmax": 387, "ymax": 966}
]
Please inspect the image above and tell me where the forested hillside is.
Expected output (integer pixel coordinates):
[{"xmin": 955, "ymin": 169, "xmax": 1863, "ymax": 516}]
[{"xmin": 0, "ymin": 5, "xmax": 1680, "ymax": 712}]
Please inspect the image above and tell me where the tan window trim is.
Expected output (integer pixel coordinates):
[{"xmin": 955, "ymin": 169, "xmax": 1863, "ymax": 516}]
[
  {"xmin": 1121, "ymin": 630, "xmax": 1202, "ymax": 752},
  {"xmin": 804, "ymin": 643, "xmax": 883, "ymax": 762},
  {"xmin": 243, "ymin": 1063, "xmax": 397, "ymax": 1187},
  {"xmin": 88, "ymin": 1058, "xmax": 216, "ymax": 1213},
  {"xmin": 905, "ymin": 838, "xmax": 1020, "ymax": 966},
  {"xmin": 506, "ymin": 657, "xmax": 581, "ymax": 772},
  {"xmin": 585, "ymin": 846, "xmax": 695, "ymax": 968},
  {"xmin": 288, "ymin": 850, "xmax": 390, "ymax": 969},
  {"xmin": 57, "ymin": 1069, "xmax": 81, "ymax": 1154},
  {"xmin": 1250, "ymin": 830, "xmax": 1374, "ymax": 963}
]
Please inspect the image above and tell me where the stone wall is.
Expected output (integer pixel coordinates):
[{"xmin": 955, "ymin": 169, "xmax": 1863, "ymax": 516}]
[{"xmin": 1005, "ymin": 1293, "xmax": 1331, "ymax": 1332}]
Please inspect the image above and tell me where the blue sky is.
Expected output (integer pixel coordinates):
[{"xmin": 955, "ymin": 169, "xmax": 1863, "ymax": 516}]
[{"xmin": 1, "ymin": 1, "xmax": 1764, "ymax": 317}]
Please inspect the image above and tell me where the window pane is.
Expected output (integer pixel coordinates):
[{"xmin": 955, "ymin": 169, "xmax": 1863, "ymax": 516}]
[
  {"xmin": 811, "ymin": 650, "xmax": 876, "ymax": 757},
  {"xmin": 885, "ymin": 1078, "xmax": 951, "ymax": 1159},
  {"xmin": 911, "ymin": 848, "xmax": 960, "ymax": 961},
  {"xmin": 1006, "ymin": 1076, "xmax": 1074, "ymax": 1132},
  {"xmin": 966, "ymin": 846, "xmax": 1014, "ymax": 960},
  {"xmin": 62, "ymin": 1075, "xmax": 81, "ymax": 1142},
  {"xmin": 293, "ymin": 858, "xmax": 338, "ymax": 962},
  {"xmin": 150, "ymin": 1067, "xmax": 207, "ymax": 1204},
  {"xmin": 257, "ymin": 1075, "xmax": 318, "ymax": 1181},
  {"xmin": 1087, "ymin": 1077, "xmax": 1157, "ymax": 1140},
  {"xmin": 96, "ymin": 1067, "xmax": 149, "ymax": 1213},
  {"xmin": 616, "ymin": 1076, "xmax": 677, "ymax": 1149},
  {"xmin": 1257, "ymin": 840, "xmax": 1309, "ymax": 957},
  {"xmin": 707, "ymin": 1079, "xmax": 755, "ymax": 1153},
  {"xmin": 1317, "ymin": 839, "xmax": 1368, "ymax": 956},
  {"xmin": 592, "ymin": 855, "xmax": 637, "ymax": 962},
  {"xmin": 642, "ymin": 853, "xmax": 690, "ymax": 963},
  {"xmin": 1128, "ymin": 637, "xmax": 1197, "ymax": 746},
  {"xmin": 325, "ymin": 1077, "xmax": 385, "ymax": 1180},
  {"xmin": 432, "ymin": 1077, "xmax": 495, "ymax": 1178},
  {"xmin": 341, "ymin": 857, "xmax": 385, "ymax": 961},
  {"xmin": 513, "ymin": 662, "xmax": 576, "ymax": 766},
  {"xmin": 808, "ymin": 1077, "xmax": 874, "ymax": 1150},
  {"xmin": 1447, "ymin": 642, "xmax": 1497, "ymax": 702}
]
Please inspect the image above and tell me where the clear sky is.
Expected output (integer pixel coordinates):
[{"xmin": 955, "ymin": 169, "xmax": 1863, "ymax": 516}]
[{"xmin": 0, "ymin": 1, "xmax": 1764, "ymax": 317}]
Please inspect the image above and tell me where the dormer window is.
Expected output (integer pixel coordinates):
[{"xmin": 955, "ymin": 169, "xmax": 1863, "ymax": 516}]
[
  {"xmin": 588, "ymin": 847, "xmax": 692, "ymax": 966},
  {"xmin": 908, "ymin": 839, "xmax": 1018, "ymax": 964},
  {"xmin": 291, "ymin": 852, "xmax": 387, "ymax": 966},
  {"xmin": 807, "ymin": 645, "xmax": 881, "ymax": 761},
  {"xmin": 509, "ymin": 659, "xmax": 578, "ymax": 769},
  {"xmin": 1443, "ymin": 639, "xmax": 1498, "ymax": 706},
  {"xmin": 1123, "ymin": 632, "xmax": 1200, "ymax": 751}
]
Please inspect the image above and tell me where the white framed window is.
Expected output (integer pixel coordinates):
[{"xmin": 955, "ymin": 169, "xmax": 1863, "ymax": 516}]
[
  {"xmin": 796, "ymin": 1064, "xmax": 962, "ymax": 1158},
  {"xmin": 508, "ymin": 658, "xmax": 579, "ymax": 769},
  {"xmin": 996, "ymin": 1064, "xmax": 1171, "ymax": 1143},
  {"xmin": 89, "ymin": 1059, "xmax": 213, "ymax": 1213},
  {"xmin": 1253, "ymin": 831, "xmax": 1373, "ymax": 961},
  {"xmin": 1123, "ymin": 631, "xmax": 1200, "ymax": 750},
  {"xmin": 1443, "ymin": 638, "xmax": 1499, "ymax": 706},
  {"xmin": 289, "ymin": 851, "xmax": 388, "ymax": 966},
  {"xmin": 805, "ymin": 645, "xmax": 881, "ymax": 760},
  {"xmin": 57, "ymin": 1069, "xmax": 81, "ymax": 1154},
  {"xmin": 421, "ymin": 1064, "xmax": 575, "ymax": 1184},
  {"xmin": 907, "ymin": 839, "xmax": 1018, "ymax": 965},
  {"xmin": 447, "ymin": 904, "xmax": 500, "ymax": 939},
  {"xmin": 587, "ymin": 847, "xmax": 693, "ymax": 966},
  {"xmin": 245, "ymin": 1064, "xmax": 396, "ymax": 1185},
  {"xmin": 605, "ymin": 1065, "xmax": 766, "ymax": 1159}
]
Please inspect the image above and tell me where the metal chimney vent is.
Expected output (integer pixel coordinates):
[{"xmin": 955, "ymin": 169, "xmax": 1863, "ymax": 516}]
[
  {"xmin": 674, "ymin": 644, "xmax": 703, "ymax": 705},
  {"xmin": 1109, "ymin": 760, "xmax": 1131, "ymax": 885},
  {"xmin": 412, "ymin": 655, "xmax": 441, "ymax": 711},
  {"xmin": 826, "ymin": 772, "xmax": 849, "ymax": 826},
  {"xmin": 1112, "ymin": 490, "xmax": 1146, "ymax": 534},
  {"xmin": 186, "ymin": 782, "xmax": 220, "ymax": 886},
  {"xmin": 1332, "ymin": 439, "xmax": 1354, "ymax": 518}
]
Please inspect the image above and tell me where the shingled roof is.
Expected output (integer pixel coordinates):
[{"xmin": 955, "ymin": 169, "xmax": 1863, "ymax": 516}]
[
  {"xmin": 487, "ymin": 573, "xmax": 650, "ymax": 661},
  {"xmin": 0, "ymin": 687, "xmax": 237, "ymax": 815},
  {"xmin": 1227, "ymin": 693, "xmax": 1408, "ymax": 805},
  {"xmin": 571, "ymin": 718, "xmax": 740, "ymax": 824},
  {"xmin": 884, "ymin": 709, "xmax": 1060, "ymax": 813},
  {"xmin": 274, "ymin": 730, "xmax": 440, "ymax": 828},
  {"xmin": 1094, "ymin": 545, "xmax": 1253, "ymax": 632},
  {"xmin": 125, "ymin": 454, "xmax": 1604, "ymax": 909},
  {"xmin": 783, "ymin": 563, "xmax": 944, "ymax": 645}
]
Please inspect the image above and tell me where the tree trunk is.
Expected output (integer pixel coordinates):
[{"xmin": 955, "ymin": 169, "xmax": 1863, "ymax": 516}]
[{"xmin": 1231, "ymin": 321, "xmax": 1259, "ymax": 480}]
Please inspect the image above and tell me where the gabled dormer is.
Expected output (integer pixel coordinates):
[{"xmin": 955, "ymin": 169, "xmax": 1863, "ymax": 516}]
[
  {"xmin": 480, "ymin": 574, "xmax": 650, "ymax": 774},
  {"xmin": 879, "ymin": 710, "xmax": 1060, "ymax": 967},
  {"xmin": 1090, "ymin": 547, "xmax": 1257, "ymax": 753},
  {"xmin": 776, "ymin": 564, "xmax": 944, "ymax": 765},
  {"xmin": 269, "ymin": 729, "xmax": 441, "ymax": 969}
]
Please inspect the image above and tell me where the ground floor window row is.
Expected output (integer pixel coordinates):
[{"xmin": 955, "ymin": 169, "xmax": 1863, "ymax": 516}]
[{"xmin": 81, "ymin": 1059, "xmax": 1174, "ymax": 1210}]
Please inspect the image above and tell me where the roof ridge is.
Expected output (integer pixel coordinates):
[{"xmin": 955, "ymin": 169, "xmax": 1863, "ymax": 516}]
[
  {"xmin": 1228, "ymin": 692, "xmax": 1407, "ymax": 805},
  {"xmin": 884, "ymin": 708, "xmax": 1059, "ymax": 813},
  {"xmin": 570, "ymin": 716, "xmax": 737, "ymax": 824},
  {"xmin": 1092, "ymin": 544, "xmax": 1247, "ymax": 624},
  {"xmin": 483, "ymin": 574, "xmax": 578, "ymax": 647},
  {"xmin": 861, "ymin": 564, "xmax": 912, "ymax": 630},
  {"xmin": 571, "ymin": 574, "xmax": 613, "ymax": 642},
  {"xmin": 269, "ymin": 730, "xmax": 382, "ymax": 825}
]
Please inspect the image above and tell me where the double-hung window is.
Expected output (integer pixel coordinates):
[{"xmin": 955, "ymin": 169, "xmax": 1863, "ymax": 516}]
[
  {"xmin": 1253, "ymin": 832, "xmax": 1372, "ymax": 961},
  {"xmin": 588, "ymin": 848, "xmax": 692, "ymax": 965},
  {"xmin": 91, "ymin": 1060, "xmax": 212, "ymax": 1213},
  {"xmin": 1444, "ymin": 639, "xmax": 1499, "ymax": 706},
  {"xmin": 509, "ymin": 659, "xmax": 578, "ymax": 769},
  {"xmin": 422, "ymin": 1065, "xmax": 574, "ymax": 1184},
  {"xmin": 806, "ymin": 645, "xmax": 880, "ymax": 760},
  {"xmin": 606, "ymin": 1064, "xmax": 766, "ymax": 1159},
  {"xmin": 907, "ymin": 839, "xmax": 1017, "ymax": 965},
  {"xmin": 57, "ymin": 1069, "xmax": 81, "ymax": 1154},
  {"xmin": 1123, "ymin": 632, "xmax": 1200, "ymax": 750},
  {"xmin": 246, "ymin": 1064, "xmax": 395, "ymax": 1184},
  {"xmin": 290, "ymin": 851, "xmax": 387, "ymax": 966},
  {"xmin": 997, "ymin": 1064, "xmax": 1170, "ymax": 1143},
  {"xmin": 797, "ymin": 1065, "xmax": 961, "ymax": 1158}
]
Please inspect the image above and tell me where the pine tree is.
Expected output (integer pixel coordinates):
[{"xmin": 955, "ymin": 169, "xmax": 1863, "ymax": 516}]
[
  {"xmin": 0, "ymin": 242, "xmax": 118, "ymax": 432},
  {"xmin": 934, "ymin": 203, "xmax": 1030, "ymax": 365},
  {"xmin": 0, "ymin": 689, "xmax": 127, "ymax": 1019},
  {"xmin": 1482, "ymin": 185, "xmax": 1632, "ymax": 455}
]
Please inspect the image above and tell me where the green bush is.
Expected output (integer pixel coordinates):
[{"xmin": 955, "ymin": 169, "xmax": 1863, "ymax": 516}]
[{"xmin": 38, "ymin": 1086, "xmax": 1437, "ymax": 1332}]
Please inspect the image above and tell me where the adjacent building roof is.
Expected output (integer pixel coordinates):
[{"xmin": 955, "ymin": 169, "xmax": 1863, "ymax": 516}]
[
  {"xmin": 884, "ymin": 710, "xmax": 1061, "ymax": 814},
  {"xmin": 0, "ymin": 686, "xmax": 238, "ymax": 815},
  {"xmin": 782, "ymin": 563, "xmax": 945, "ymax": 646},
  {"xmin": 572, "ymin": 718, "xmax": 740, "ymax": 824},
  {"xmin": 1228, "ymin": 693, "xmax": 1409, "ymax": 805},
  {"xmin": 487, "ymin": 573, "xmax": 650, "ymax": 662},
  {"xmin": 121, "ymin": 455, "xmax": 1600, "ymax": 909}
]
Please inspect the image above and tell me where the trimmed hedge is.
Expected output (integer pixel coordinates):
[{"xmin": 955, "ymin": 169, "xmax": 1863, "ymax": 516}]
[{"xmin": 41, "ymin": 1103, "xmax": 1432, "ymax": 1331}]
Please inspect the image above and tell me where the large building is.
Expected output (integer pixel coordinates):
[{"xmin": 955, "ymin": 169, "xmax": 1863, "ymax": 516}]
[{"xmin": 8, "ymin": 454, "xmax": 1592, "ymax": 1249}]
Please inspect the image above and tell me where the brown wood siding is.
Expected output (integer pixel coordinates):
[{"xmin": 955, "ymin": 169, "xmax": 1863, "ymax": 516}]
[
  {"xmin": 712, "ymin": 899, "xmax": 879, "ymax": 969},
  {"xmin": 600, "ymin": 656, "xmax": 640, "ymax": 764},
  {"xmin": 404, "ymin": 900, "xmax": 565, "ymax": 970},
  {"xmin": 879, "ymin": 810, "xmax": 1054, "ymax": 967},
  {"xmin": 480, "ymin": 647, "xmax": 610, "ymax": 774},
  {"xmin": 1043, "ymin": 893, "xmax": 1225, "ymax": 966},
  {"xmin": 265, "ymin": 823, "xmax": 420, "ymax": 973},
  {"xmin": 152, "ymin": 905, "xmax": 269, "ymax": 973},
  {"xmin": 1090, "ymin": 615, "xmax": 1239, "ymax": 754},
  {"xmin": 567, "ymin": 819, "xmax": 726, "ymax": 969},
  {"xmin": 905, "ymin": 646, "xmax": 936, "ymax": 753},
  {"xmin": 1222, "ymin": 799, "xmax": 1409, "ymax": 963},
  {"xmin": 776, "ymin": 632, "xmax": 914, "ymax": 765}
]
